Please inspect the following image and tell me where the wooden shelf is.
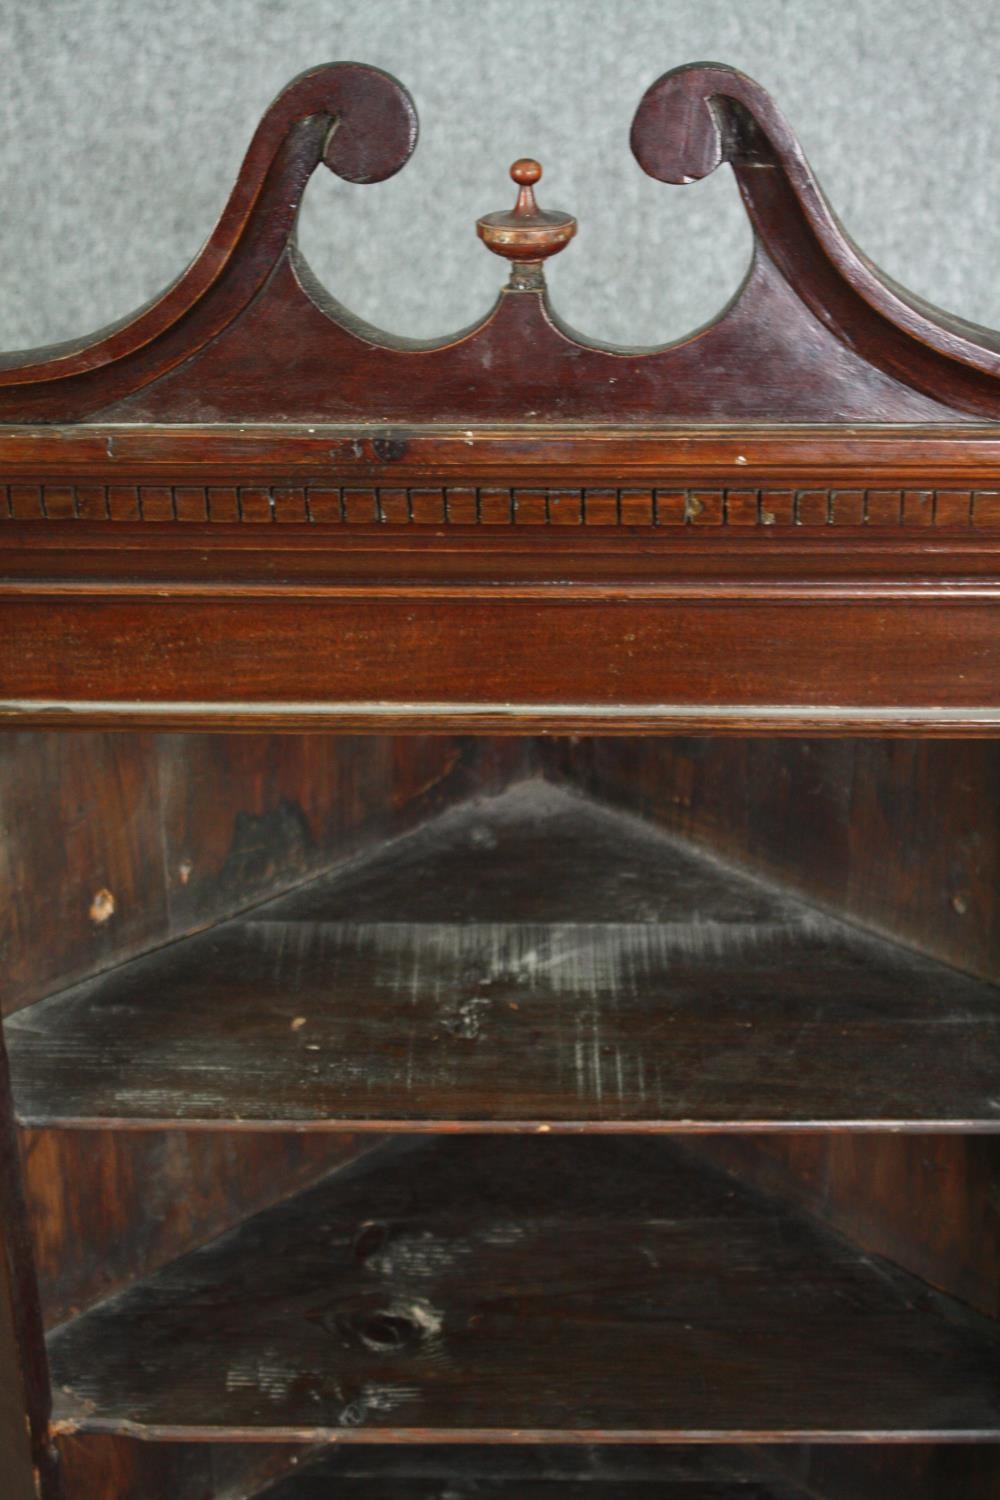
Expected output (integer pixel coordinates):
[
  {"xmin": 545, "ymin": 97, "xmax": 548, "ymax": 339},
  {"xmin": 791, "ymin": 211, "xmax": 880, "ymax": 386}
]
[
  {"xmin": 9, "ymin": 784, "xmax": 999, "ymax": 1132},
  {"xmin": 253, "ymin": 1445, "xmax": 807, "ymax": 1499},
  {"xmin": 260, "ymin": 1484, "xmax": 795, "ymax": 1500},
  {"xmin": 48, "ymin": 1136, "xmax": 1000, "ymax": 1443}
]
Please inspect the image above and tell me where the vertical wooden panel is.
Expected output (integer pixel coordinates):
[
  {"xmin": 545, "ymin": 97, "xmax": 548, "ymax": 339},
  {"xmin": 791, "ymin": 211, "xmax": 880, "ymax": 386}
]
[
  {"xmin": 0, "ymin": 732, "xmax": 168, "ymax": 1015},
  {"xmin": 547, "ymin": 738, "xmax": 1000, "ymax": 981},
  {"xmin": 771, "ymin": 1442, "xmax": 1000, "ymax": 1499},
  {"xmin": 56, "ymin": 1433, "xmax": 308, "ymax": 1500},
  {"xmin": 688, "ymin": 1135, "xmax": 1000, "ymax": 1320},
  {"xmin": 157, "ymin": 733, "xmax": 467, "ymax": 938},
  {"xmin": 1, "ymin": 732, "xmax": 478, "ymax": 1015},
  {"xmin": 0, "ymin": 1248, "xmax": 36, "ymax": 1500},
  {"xmin": 0, "ymin": 1036, "xmax": 56, "ymax": 1498},
  {"xmin": 19, "ymin": 1129, "xmax": 386, "ymax": 1329}
]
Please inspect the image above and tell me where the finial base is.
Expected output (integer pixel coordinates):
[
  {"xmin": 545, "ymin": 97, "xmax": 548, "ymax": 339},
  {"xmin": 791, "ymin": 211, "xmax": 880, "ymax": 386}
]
[{"xmin": 508, "ymin": 260, "xmax": 546, "ymax": 291}]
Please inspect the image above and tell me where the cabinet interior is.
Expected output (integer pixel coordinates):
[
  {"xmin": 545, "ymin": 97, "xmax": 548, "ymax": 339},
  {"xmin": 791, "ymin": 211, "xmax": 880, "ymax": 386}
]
[{"xmin": 1, "ymin": 730, "xmax": 997, "ymax": 1499}]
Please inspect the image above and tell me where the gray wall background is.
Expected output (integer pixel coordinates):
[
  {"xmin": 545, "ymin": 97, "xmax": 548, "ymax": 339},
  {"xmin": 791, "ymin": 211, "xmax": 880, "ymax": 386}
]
[{"xmin": 0, "ymin": 0, "xmax": 996, "ymax": 353}]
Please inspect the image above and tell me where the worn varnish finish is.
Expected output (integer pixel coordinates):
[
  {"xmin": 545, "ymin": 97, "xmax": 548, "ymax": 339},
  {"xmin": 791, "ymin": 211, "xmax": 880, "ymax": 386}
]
[
  {"xmin": 0, "ymin": 1030, "xmax": 56, "ymax": 1496},
  {"xmin": 687, "ymin": 1134, "xmax": 1000, "ymax": 1321},
  {"xmin": 545, "ymin": 739, "xmax": 1000, "ymax": 981},
  {"xmin": 7, "ymin": 784, "xmax": 1000, "ymax": 1132},
  {"xmin": 55, "ymin": 1434, "xmax": 313, "ymax": 1500},
  {"xmin": 0, "ymin": 68, "xmax": 998, "ymax": 735},
  {"xmin": 252, "ymin": 1442, "xmax": 998, "ymax": 1500},
  {"xmin": 19, "ymin": 1129, "xmax": 383, "ymax": 1328},
  {"xmin": 0, "ymin": 731, "xmax": 474, "ymax": 1014},
  {"xmin": 0, "ymin": 65, "xmax": 996, "ymax": 424},
  {"xmin": 4, "ymin": 591, "xmax": 999, "ymax": 735},
  {"xmin": 1, "ymin": 54, "xmax": 999, "ymax": 1499},
  {"xmin": 46, "ymin": 1136, "xmax": 1000, "ymax": 1441}
]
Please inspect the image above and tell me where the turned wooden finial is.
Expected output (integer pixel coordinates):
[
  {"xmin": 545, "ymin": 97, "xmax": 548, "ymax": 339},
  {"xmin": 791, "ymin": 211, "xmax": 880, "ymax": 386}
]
[{"xmin": 477, "ymin": 159, "xmax": 577, "ymax": 287}]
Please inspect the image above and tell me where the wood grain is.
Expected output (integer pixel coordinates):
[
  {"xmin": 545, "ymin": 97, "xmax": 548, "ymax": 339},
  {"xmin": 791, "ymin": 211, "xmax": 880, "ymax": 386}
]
[
  {"xmin": 1, "ymin": 52, "xmax": 998, "ymax": 1498},
  {"xmin": 0, "ymin": 1033, "xmax": 56, "ymax": 1497},
  {"xmin": 46, "ymin": 1135, "xmax": 1000, "ymax": 1442},
  {"xmin": 55, "ymin": 1433, "xmax": 313, "ymax": 1500},
  {"xmin": 0, "ymin": 732, "xmax": 473, "ymax": 1014},
  {"xmin": 0, "ymin": 63, "xmax": 998, "ymax": 423},
  {"xmin": 686, "ymin": 1135, "xmax": 1000, "ymax": 1321},
  {"xmin": 19, "ymin": 1130, "xmax": 384, "ymax": 1328},
  {"xmin": 545, "ymin": 739, "xmax": 1000, "ymax": 982},
  {"xmin": 3, "ymin": 593, "xmax": 998, "ymax": 735},
  {"xmin": 255, "ymin": 1442, "xmax": 1000, "ymax": 1499},
  {"xmin": 8, "ymin": 784, "xmax": 998, "ymax": 1132}
]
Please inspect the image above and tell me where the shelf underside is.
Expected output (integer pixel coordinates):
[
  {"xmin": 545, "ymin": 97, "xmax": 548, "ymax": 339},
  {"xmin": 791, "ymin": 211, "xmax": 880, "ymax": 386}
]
[
  {"xmin": 259, "ymin": 1461, "xmax": 800, "ymax": 1498},
  {"xmin": 262, "ymin": 1484, "xmax": 795, "ymax": 1499},
  {"xmin": 9, "ymin": 783, "xmax": 999, "ymax": 1131},
  {"xmin": 253, "ymin": 1444, "xmax": 809, "ymax": 1498},
  {"xmin": 249, "ymin": 1442, "xmax": 991, "ymax": 1498},
  {"xmin": 48, "ymin": 1136, "xmax": 1000, "ymax": 1442}
]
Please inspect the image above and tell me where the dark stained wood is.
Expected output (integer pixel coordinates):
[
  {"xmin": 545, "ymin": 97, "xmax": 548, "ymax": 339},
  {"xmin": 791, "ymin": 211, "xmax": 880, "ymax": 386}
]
[
  {"xmin": 631, "ymin": 65, "xmax": 1000, "ymax": 421},
  {"xmin": 1, "ymin": 53, "xmax": 999, "ymax": 1498},
  {"xmin": 0, "ymin": 731, "xmax": 475, "ymax": 1014},
  {"xmin": 0, "ymin": 1033, "xmax": 57, "ymax": 1498},
  {"xmin": 8, "ymin": 784, "xmax": 998, "ymax": 1132},
  {"xmin": 0, "ymin": 66, "xmax": 997, "ymax": 424},
  {"xmin": 19, "ymin": 1129, "xmax": 384, "ymax": 1328},
  {"xmin": 687, "ymin": 1135, "xmax": 1000, "ymax": 1321},
  {"xmin": 544, "ymin": 739, "xmax": 1000, "ymax": 981},
  {"xmin": 2, "ymin": 478, "xmax": 998, "ymax": 530},
  {"xmin": 774, "ymin": 1442, "xmax": 1000, "ymax": 1499},
  {"xmin": 0, "ymin": 64, "xmax": 418, "ymax": 424},
  {"xmin": 262, "ymin": 1478, "xmax": 799, "ymax": 1497},
  {"xmin": 2, "ymin": 422, "xmax": 1000, "ymax": 485},
  {"xmin": 3, "ymin": 592, "xmax": 998, "ymax": 734},
  {"xmin": 55, "ymin": 1433, "xmax": 310, "ymax": 1500},
  {"xmin": 0, "ymin": 1217, "xmax": 38, "ymax": 1500},
  {"xmin": 155, "ymin": 732, "xmax": 473, "ymax": 941},
  {"xmin": 255, "ymin": 1442, "xmax": 1000, "ymax": 1500},
  {"xmin": 0, "ymin": 732, "xmax": 169, "ymax": 1016},
  {"xmin": 46, "ymin": 1136, "xmax": 1000, "ymax": 1442}
]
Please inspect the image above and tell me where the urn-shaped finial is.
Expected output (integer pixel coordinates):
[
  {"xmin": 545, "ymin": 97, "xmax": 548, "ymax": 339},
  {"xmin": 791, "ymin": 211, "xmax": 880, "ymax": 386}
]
[{"xmin": 477, "ymin": 160, "xmax": 576, "ymax": 287}]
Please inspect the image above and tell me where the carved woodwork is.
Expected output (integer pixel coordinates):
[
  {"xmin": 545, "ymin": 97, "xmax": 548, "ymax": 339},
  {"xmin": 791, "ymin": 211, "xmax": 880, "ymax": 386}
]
[{"xmin": 0, "ymin": 56, "xmax": 997, "ymax": 1500}]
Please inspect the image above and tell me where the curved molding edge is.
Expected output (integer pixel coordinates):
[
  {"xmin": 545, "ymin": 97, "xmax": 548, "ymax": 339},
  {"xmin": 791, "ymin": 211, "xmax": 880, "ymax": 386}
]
[
  {"xmin": 630, "ymin": 62, "xmax": 1000, "ymax": 419},
  {"xmin": 0, "ymin": 64, "xmax": 417, "ymax": 420}
]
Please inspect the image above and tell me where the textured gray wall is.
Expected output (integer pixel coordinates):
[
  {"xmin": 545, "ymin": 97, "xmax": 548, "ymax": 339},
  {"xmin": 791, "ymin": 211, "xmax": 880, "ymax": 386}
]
[{"xmin": 0, "ymin": 0, "xmax": 996, "ymax": 353}]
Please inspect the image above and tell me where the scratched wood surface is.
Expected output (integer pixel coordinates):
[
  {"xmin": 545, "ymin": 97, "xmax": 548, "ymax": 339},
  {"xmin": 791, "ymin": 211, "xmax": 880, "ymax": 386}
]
[
  {"xmin": 250, "ymin": 1442, "xmax": 1000, "ymax": 1500},
  {"xmin": 256, "ymin": 1443, "xmax": 806, "ymax": 1500},
  {"xmin": 544, "ymin": 739, "xmax": 1000, "ymax": 983},
  {"xmin": 686, "ymin": 1134, "xmax": 1000, "ymax": 1322},
  {"xmin": 52, "ymin": 1436, "xmax": 852, "ymax": 1500},
  {"xmin": 261, "ymin": 1480, "xmax": 799, "ymax": 1498},
  {"xmin": 0, "ymin": 731, "xmax": 477, "ymax": 1016},
  {"xmin": 20, "ymin": 1129, "xmax": 384, "ymax": 1328},
  {"xmin": 8, "ymin": 783, "xmax": 999, "ymax": 1131},
  {"xmin": 46, "ymin": 1135, "xmax": 1000, "ymax": 1442},
  {"xmin": 1, "ymin": 64, "xmax": 998, "ymax": 424},
  {"xmin": 55, "ymin": 1433, "xmax": 311, "ymax": 1500}
]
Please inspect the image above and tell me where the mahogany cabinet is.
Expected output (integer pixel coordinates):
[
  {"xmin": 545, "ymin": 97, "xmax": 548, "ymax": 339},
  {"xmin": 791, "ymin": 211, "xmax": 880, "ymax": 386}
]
[{"xmin": 0, "ymin": 61, "xmax": 997, "ymax": 1499}]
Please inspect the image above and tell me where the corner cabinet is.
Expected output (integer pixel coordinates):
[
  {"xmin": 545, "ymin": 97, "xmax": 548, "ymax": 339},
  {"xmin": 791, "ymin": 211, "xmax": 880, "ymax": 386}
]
[{"xmin": 0, "ymin": 61, "xmax": 997, "ymax": 1500}]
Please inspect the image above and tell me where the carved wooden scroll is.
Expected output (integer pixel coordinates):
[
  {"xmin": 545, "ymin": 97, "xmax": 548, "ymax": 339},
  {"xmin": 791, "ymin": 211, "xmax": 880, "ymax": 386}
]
[{"xmin": 0, "ymin": 61, "xmax": 996, "ymax": 425}]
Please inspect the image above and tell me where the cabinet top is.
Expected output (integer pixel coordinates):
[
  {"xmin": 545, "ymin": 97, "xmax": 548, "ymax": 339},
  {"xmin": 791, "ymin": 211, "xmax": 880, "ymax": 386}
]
[{"xmin": 0, "ymin": 59, "xmax": 997, "ymax": 433}]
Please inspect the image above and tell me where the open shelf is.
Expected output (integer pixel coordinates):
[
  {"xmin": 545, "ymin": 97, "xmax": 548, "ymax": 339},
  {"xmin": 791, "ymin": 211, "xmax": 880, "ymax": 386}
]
[
  {"xmin": 260, "ymin": 1483, "xmax": 796, "ymax": 1500},
  {"xmin": 257, "ymin": 1467, "xmax": 800, "ymax": 1498},
  {"xmin": 9, "ymin": 783, "xmax": 999, "ymax": 1132},
  {"xmin": 252, "ymin": 1445, "xmax": 807, "ymax": 1499},
  {"xmin": 48, "ymin": 1135, "xmax": 1000, "ymax": 1443}
]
